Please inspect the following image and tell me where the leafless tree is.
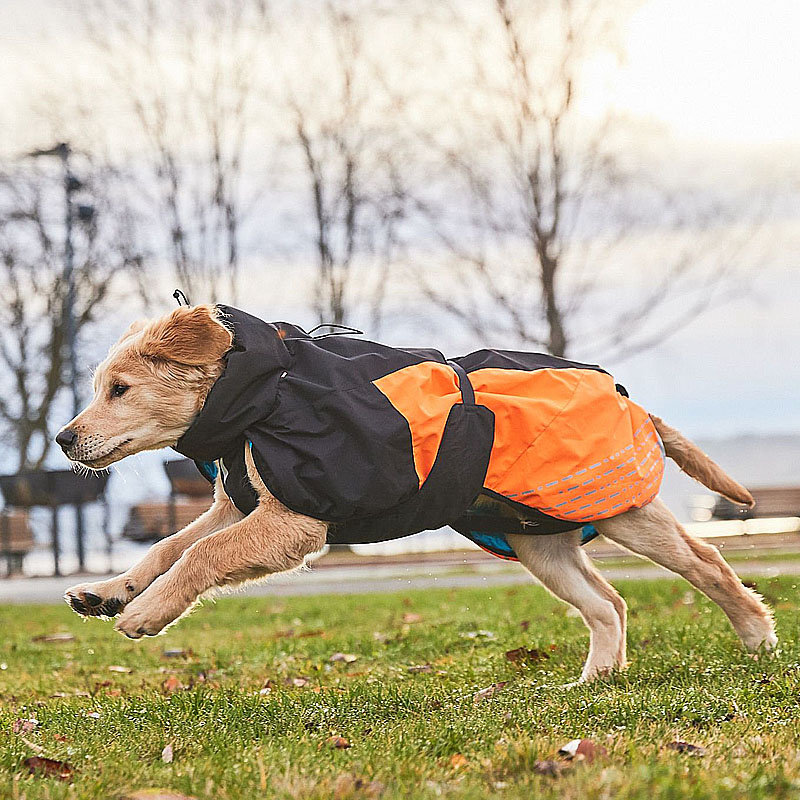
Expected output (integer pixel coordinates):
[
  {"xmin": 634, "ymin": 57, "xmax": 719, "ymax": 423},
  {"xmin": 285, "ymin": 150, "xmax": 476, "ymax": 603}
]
[
  {"xmin": 283, "ymin": 2, "xmax": 408, "ymax": 329},
  {"xmin": 79, "ymin": 0, "xmax": 271, "ymax": 305},
  {"xmin": 0, "ymin": 159, "xmax": 146, "ymax": 471},
  {"xmin": 414, "ymin": 0, "xmax": 757, "ymax": 359}
]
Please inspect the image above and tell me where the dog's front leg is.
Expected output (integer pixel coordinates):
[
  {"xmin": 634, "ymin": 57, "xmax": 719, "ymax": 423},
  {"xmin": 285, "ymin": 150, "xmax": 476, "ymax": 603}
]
[
  {"xmin": 65, "ymin": 476, "xmax": 243, "ymax": 618},
  {"xmin": 114, "ymin": 495, "xmax": 327, "ymax": 638}
]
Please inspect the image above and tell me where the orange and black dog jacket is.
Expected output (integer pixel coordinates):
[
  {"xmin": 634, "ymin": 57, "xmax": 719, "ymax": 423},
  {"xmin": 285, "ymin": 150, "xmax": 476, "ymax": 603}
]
[{"xmin": 175, "ymin": 306, "xmax": 665, "ymax": 559}]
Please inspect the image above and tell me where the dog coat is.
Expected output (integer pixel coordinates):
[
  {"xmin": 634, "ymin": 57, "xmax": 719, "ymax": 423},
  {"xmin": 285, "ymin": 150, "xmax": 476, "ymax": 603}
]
[{"xmin": 175, "ymin": 306, "xmax": 665, "ymax": 560}]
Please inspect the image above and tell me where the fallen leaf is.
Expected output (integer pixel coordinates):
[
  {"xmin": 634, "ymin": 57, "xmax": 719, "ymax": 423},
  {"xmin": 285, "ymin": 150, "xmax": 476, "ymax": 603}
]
[
  {"xmin": 558, "ymin": 738, "xmax": 607, "ymax": 764},
  {"xmin": 286, "ymin": 676, "xmax": 310, "ymax": 688},
  {"xmin": 161, "ymin": 675, "xmax": 185, "ymax": 693},
  {"xmin": 330, "ymin": 652, "xmax": 358, "ymax": 663},
  {"xmin": 327, "ymin": 736, "xmax": 351, "ymax": 749},
  {"xmin": 407, "ymin": 665, "xmax": 432, "ymax": 673},
  {"xmin": 402, "ymin": 612, "xmax": 422, "ymax": 623},
  {"xmin": 24, "ymin": 756, "xmax": 73, "ymax": 781},
  {"xmin": 120, "ymin": 791, "xmax": 197, "ymax": 800},
  {"xmin": 86, "ymin": 711, "xmax": 101, "ymax": 719},
  {"xmin": 108, "ymin": 665, "xmax": 132, "ymax": 673},
  {"xmin": 31, "ymin": 633, "xmax": 75, "ymax": 644},
  {"xmin": 161, "ymin": 744, "xmax": 173, "ymax": 763},
  {"xmin": 666, "ymin": 741, "xmax": 706, "ymax": 757},
  {"xmin": 505, "ymin": 647, "xmax": 548, "ymax": 664},
  {"xmin": 533, "ymin": 760, "xmax": 564, "ymax": 776},
  {"xmin": 12, "ymin": 718, "xmax": 38, "ymax": 734},
  {"xmin": 449, "ymin": 753, "xmax": 469, "ymax": 769},
  {"xmin": 472, "ymin": 682, "xmax": 507, "ymax": 704}
]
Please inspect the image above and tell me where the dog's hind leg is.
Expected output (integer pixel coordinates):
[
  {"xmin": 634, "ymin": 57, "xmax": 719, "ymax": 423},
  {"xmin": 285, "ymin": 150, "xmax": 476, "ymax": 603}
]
[
  {"xmin": 507, "ymin": 530, "xmax": 627, "ymax": 683},
  {"xmin": 595, "ymin": 499, "xmax": 776, "ymax": 651},
  {"xmin": 65, "ymin": 476, "xmax": 243, "ymax": 618}
]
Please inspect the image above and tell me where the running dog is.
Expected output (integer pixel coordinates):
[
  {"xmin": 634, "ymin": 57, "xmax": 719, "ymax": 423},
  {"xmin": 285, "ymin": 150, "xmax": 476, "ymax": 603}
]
[{"xmin": 57, "ymin": 304, "xmax": 776, "ymax": 683}]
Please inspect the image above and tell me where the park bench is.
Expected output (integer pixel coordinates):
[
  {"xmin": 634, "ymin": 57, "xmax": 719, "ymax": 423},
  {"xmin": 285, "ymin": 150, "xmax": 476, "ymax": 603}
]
[
  {"xmin": 0, "ymin": 469, "xmax": 110, "ymax": 576},
  {"xmin": 0, "ymin": 509, "xmax": 35, "ymax": 576},
  {"xmin": 123, "ymin": 458, "xmax": 213, "ymax": 542}
]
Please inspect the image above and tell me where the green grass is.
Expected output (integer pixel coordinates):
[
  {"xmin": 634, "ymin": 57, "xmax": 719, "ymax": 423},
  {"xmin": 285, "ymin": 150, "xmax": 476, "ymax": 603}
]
[{"xmin": 2, "ymin": 576, "xmax": 800, "ymax": 799}]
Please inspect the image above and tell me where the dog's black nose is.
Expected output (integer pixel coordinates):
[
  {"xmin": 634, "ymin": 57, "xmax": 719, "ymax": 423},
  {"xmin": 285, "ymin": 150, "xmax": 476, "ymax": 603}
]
[{"xmin": 55, "ymin": 429, "xmax": 78, "ymax": 452}]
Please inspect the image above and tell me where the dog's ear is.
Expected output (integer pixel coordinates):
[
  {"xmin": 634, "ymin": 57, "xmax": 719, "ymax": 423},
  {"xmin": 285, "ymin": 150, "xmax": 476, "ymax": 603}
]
[
  {"xmin": 116, "ymin": 318, "xmax": 149, "ymax": 345},
  {"xmin": 139, "ymin": 305, "xmax": 233, "ymax": 366}
]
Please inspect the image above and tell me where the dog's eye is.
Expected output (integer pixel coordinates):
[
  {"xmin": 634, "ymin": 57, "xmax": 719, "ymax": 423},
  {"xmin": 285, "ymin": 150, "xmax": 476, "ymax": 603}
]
[{"xmin": 110, "ymin": 383, "xmax": 129, "ymax": 398}]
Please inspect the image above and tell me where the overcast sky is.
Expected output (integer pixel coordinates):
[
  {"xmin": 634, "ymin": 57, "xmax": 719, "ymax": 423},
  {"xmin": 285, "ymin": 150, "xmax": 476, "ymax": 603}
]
[{"xmin": 2, "ymin": 0, "xmax": 799, "ymax": 438}]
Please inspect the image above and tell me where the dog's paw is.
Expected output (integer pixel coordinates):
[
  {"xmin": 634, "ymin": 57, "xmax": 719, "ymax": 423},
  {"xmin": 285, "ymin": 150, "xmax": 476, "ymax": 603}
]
[
  {"xmin": 64, "ymin": 578, "xmax": 135, "ymax": 618},
  {"xmin": 114, "ymin": 584, "xmax": 194, "ymax": 639}
]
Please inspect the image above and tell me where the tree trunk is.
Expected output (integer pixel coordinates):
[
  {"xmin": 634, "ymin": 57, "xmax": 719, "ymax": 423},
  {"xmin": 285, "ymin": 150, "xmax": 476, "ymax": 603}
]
[{"xmin": 540, "ymin": 255, "xmax": 567, "ymax": 357}]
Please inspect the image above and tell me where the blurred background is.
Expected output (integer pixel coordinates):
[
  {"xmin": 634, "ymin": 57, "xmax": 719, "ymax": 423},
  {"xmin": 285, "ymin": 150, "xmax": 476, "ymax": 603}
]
[{"xmin": 0, "ymin": 0, "xmax": 798, "ymax": 584}]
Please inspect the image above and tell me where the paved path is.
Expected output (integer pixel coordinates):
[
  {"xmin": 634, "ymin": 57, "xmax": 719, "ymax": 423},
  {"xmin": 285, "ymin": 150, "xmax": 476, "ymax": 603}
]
[{"xmin": 2, "ymin": 557, "xmax": 798, "ymax": 604}]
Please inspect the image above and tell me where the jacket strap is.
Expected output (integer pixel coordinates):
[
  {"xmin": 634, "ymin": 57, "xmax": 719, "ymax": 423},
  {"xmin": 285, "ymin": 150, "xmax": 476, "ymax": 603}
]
[{"xmin": 447, "ymin": 360, "xmax": 475, "ymax": 405}]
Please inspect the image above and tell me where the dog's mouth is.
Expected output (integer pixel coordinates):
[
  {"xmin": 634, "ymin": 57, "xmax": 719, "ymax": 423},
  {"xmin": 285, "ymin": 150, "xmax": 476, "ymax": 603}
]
[{"xmin": 75, "ymin": 439, "xmax": 133, "ymax": 469}]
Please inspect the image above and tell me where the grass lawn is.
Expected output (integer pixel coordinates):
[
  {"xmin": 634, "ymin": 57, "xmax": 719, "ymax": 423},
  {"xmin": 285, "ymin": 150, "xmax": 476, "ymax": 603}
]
[{"xmin": 2, "ymin": 576, "xmax": 800, "ymax": 799}]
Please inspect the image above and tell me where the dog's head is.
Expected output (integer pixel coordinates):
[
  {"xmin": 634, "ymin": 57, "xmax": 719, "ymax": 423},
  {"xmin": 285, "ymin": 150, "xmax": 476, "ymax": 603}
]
[{"xmin": 55, "ymin": 304, "xmax": 232, "ymax": 469}]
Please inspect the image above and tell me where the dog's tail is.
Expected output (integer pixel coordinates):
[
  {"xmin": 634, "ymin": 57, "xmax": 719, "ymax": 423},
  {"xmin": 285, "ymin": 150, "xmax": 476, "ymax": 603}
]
[{"xmin": 650, "ymin": 414, "xmax": 754, "ymax": 507}]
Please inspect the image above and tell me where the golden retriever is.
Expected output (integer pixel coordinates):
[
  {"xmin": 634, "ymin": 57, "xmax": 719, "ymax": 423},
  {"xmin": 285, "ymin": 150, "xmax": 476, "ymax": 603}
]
[{"xmin": 57, "ymin": 304, "xmax": 776, "ymax": 683}]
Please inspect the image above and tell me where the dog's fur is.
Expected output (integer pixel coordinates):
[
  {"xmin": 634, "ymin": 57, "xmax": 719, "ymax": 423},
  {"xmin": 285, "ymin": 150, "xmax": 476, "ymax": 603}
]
[{"xmin": 58, "ymin": 305, "xmax": 776, "ymax": 681}]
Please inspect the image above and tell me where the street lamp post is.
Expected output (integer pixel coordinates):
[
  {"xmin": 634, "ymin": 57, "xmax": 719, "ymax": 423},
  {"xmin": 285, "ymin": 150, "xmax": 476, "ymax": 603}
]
[{"xmin": 26, "ymin": 142, "xmax": 91, "ymax": 574}]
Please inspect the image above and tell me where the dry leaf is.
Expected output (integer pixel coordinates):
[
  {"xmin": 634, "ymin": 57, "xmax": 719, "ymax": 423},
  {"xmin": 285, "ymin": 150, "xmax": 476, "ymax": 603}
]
[
  {"xmin": 327, "ymin": 736, "xmax": 351, "ymax": 749},
  {"xmin": 161, "ymin": 675, "xmax": 185, "ymax": 693},
  {"xmin": 407, "ymin": 665, "xmax": 432, "ymax": 673},
  {"xmin": 24, "ymin": 755, "xmax": 73, "ymax": 781},
  {"xmin": 449, "ymin": 753, "xmax": 469, "ymax": 769},
  {"xmin": 505, "ymin": 647, "xmax": 548, "ymax": 664},
  {"xmin": 666, "ymin": 741, "xmax": 706, "ymax": 757},
  {"xmin": 161, "ymin": 744, "xmax": 174, "ymax": 763},
  {"xmin": 121, "ymin": 791, "xmax": 197, "ymax": 800},
  {"xmin": 472, "ymin": 682, "xmax": 507, "ymax": 704},
  {"xmin": 31, "ymin": 633, "xmax": 75, "ymax": 644},
  {"xmin": 287, "ymin": 676, "xmax": 310, "ymax": 688},
  {"xmin": 86, "ymin": 711, "xmax": 102, "ymax": 719},
  {"xmin": 402, "ymin": 613, "xmax": 422, "ymax": 623},
  {"xmin": 330, "ymin": 653, "xmax": 358, "ymax": 663},
  {"xmin": 109, "ymin": 665, "xmax": 132, "ymax": 673},
  {"xmin": 558, "ymin": 738, "xmax": 607, "ymax": 764},
  {"xmin": 12, "ymin": 718, "xmax": 38, "ymax": 734}
]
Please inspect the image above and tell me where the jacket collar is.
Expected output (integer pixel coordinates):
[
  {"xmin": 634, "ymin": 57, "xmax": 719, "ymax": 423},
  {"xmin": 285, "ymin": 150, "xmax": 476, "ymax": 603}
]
[{"xmin": 174, "ymin": 305, "xmax": 292, "ymax": 462}]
